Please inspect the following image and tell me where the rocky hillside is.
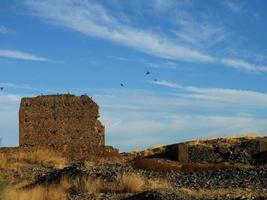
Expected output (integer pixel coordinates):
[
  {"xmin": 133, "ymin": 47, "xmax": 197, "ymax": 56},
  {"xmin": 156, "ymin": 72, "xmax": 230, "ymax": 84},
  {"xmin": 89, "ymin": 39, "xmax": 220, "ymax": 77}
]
[{"xmin": 0, "ymin": 136, "xmax": 267, "ymax": 200}]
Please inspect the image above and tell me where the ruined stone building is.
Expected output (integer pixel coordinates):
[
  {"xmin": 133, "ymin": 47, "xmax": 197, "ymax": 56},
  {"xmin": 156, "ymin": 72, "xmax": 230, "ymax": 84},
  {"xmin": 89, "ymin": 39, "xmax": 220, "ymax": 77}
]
[{"xmin": 19, "ymin": 94, "xmax": 105, "ymax": 159}]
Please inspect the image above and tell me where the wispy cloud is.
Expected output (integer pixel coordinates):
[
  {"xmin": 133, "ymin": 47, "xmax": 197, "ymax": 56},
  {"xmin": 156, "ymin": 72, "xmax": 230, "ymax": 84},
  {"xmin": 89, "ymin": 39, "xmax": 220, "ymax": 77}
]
[
  {"xmin": 224, "ymin": 1, "xmax": 246, "ymax": 14},
  {"xmin": 104, "ymin": 113, "xmax": 267, "ymax": 150},
  {"xmin": 0, "ymin": 25, "xmax": 9, "ymax": 34},
  {"xmin": 23, "ymin": 0, "xmax": 267, "ymax": 73},
  {"xmin": 151, "ymin": 0, "xmax": 176, "ymax": 13},
  {"xmin": 0, "ymin": 49, "xmax": 49, "ymax": 61},
  {"xmin": 0, "ymin": 82, "xmax": 56, "ymax": 93},
  {"xmin": 150, "ymin": 80, "xmax": 267, "ymax": 106},
  {"xmin": 0, "ymin": 87, "xmax": 266, "ymax": 150},
  {"xmin": 24, "ymin": 0, "xmax": 213, "ymax": 63},
  {"xmin": 174, "ymin": 18, "xmax": 227, "ymax": 48},
  {"xmin": 221, "ymin": 58, "xmax": 267, "ymax": 72},
  {"xmin": 93, "ymin": 88, "xmax": 267, "ymax": 150}
]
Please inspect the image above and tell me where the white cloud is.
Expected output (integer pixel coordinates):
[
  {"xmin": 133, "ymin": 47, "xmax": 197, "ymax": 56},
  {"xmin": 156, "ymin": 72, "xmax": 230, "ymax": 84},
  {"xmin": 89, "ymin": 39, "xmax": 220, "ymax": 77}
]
[
  {"xmin": 152, "ymin": 0, "xmax": 175, "ymax": 13},
  {"xmin": 0, "ymin": 88, "xmax": 266, "ymax": 150},
  {"xmin": 0, "ymin": 25, "xmax": 9, "ymax": 34},
  {"xmin": 0, "ymin": 49, "xmax": 49, "ymax": 61},
  {"xmin": 23, "ymin": 0, "xmax": 267, "ymax": 73},
  {"xmin": 102, "ymin": 109, "xmax": 267, "ymax": 151},
  {"xmin": 224, "ymin": 1, "xmax": 246, "ymax": 14},
  {"xmin": 0, "ymin": 82, "xmax": 56, "ymax": 93},
  {"xmin": 24, "ymin": 0, "xmax": 213, "ymax": 63},
  {"xmin": 174, "ymin": 19, "xmax": 227, "ymax": 48},
  {"xmin": 150, "ymin": 80, "xmax": 267, "ymax": 106},
  {"xmin": 149, "ymin": 80, "xmax": 182, "ymax": 89},
  {"xmin": 221, "ymin": 58, "xmax": 267, "ymax": 72},
  {"xmin": 92, "ymin": 88, "xmax": 267, "ymax": 150}
]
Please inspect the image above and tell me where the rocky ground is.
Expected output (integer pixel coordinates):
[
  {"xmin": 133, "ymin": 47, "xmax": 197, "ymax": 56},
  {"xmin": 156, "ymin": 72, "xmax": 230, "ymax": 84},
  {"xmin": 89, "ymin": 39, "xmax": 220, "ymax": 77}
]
[
  {"xmin": 11, "ymin": 161, "xmax": 265, "ymax": 200},
  {"xmin": 1, "ymin": 137, "xmax": 267, "ymax": 200}
]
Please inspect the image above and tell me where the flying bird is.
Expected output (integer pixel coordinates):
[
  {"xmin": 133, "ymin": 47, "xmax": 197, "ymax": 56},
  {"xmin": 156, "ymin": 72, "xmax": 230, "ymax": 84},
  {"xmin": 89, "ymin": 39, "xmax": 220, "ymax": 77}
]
[
  {"xmin": 120, "ymin": 83, "xmax": 124, "ymax": 87},
  {"xmin": 145, "ymin": 71, "xmax": 150, "ymax": 75},
  {"xmin": 153, "ymin": 78, "xmax": 158, "ymax": 82},
  {"xmin": 0, "ymin": 87, "xmax": 3, "ymax": 91}
]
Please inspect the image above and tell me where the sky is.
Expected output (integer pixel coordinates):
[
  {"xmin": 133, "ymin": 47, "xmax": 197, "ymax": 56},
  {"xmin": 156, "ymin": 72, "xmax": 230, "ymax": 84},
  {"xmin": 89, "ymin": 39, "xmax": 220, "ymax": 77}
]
[{"xmin": 0, "ymin": 0, "xmax": 267, "ymax": 151}]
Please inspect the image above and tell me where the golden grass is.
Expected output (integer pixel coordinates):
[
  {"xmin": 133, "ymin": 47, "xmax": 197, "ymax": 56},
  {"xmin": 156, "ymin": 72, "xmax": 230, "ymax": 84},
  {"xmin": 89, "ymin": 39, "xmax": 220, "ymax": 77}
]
[
  {"xmin": 82, "ymin": 173, "xmax": 145, "ymax": 193},
  {"xmin": 5, "ymin": 183, "xmax": 264, "ymax": 200},
  {"xmin": 6, "ymin": 184, "xmax": 68, "ymax": 200},
  {"xmin": 0, "ymin": 148, "xmax": 67, "ymax": 170},
  {"xmin": 147, "ymin": 178, "xmax": 172, "ymax": 190},
  {"xmin": 82, "ymin": 172, "xmax": 170, "ymax": 193},
  {"xmin": 4, "ymin": 172, "xmax": 172, "ymax": 199},
  {"xmin": 187, "ymin": 133, "xmax": 262, "ymax": 147}
]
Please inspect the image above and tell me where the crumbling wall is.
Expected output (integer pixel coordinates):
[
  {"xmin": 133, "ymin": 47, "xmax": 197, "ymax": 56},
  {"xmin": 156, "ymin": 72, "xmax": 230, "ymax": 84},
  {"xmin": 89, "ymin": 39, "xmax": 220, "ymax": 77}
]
[
  {"xmin": 177, "ymin": 137, "xmax": 267, "ymax": 164},
  {"xmin": 19, "ymin": 94, "xmax": 105, "ymax": 160}
]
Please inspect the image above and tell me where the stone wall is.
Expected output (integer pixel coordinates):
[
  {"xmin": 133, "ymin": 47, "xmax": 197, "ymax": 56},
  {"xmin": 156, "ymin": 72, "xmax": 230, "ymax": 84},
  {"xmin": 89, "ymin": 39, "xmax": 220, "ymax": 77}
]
[
  {"xmin": 177, "ymin": 137, "xmax": 267, "ymax": 164},
  {"xmin": 19, "ymin": 94, "xmax": 105, "ymax": 160}
]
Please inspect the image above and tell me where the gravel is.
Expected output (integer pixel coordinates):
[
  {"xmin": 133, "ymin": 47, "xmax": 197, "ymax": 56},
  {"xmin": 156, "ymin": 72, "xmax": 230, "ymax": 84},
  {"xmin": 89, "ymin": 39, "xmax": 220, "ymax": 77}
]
[{"xmin": 25, "ymin": 161, "xmax": 267, "ymax": 199}]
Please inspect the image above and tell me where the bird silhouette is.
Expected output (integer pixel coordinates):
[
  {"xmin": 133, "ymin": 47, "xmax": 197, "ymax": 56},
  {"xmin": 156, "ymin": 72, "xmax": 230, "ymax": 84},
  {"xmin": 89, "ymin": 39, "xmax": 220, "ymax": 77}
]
[
  {"xmin": 0, "ymin": 87, "xmax": 3, "ymax": 91},
  {"xmin": 145, "ymin": 71, "xmax": 150, "ymax": 75},
  {"xmin": 120, "ymin": 83, "xmax": 124, "ymax": 87},
  {"xmin": 153, "ymin": 78, "xmax": 158, "ymax": 82}
]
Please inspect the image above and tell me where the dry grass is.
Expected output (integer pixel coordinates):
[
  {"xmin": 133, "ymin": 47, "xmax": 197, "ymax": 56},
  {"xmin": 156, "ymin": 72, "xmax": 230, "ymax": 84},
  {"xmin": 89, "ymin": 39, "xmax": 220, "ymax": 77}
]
[
  {"xmin": 6, "ymin": 184, "xmax": 69, "ymax": 200},
  {"xmin": 83, "ymin": 173, "xmax": 145, "ymax": 193},
  {"xmin": 82, "ymin": 172, "xmax": 171, "ymax": 193},
  {"xmin": 147, "ymin": 178, "xmax": 171, "ymax": 190},
  {"xmin": 187, "ymin": 133, "xmax": 262, "ymax": 147},
  {"xmin": 4, "ymin": 172, "xmax": 172, "ymax": 199},
  {"xmin": 0, "ymin": 148, "xmax": 67, "ymax": 170}
]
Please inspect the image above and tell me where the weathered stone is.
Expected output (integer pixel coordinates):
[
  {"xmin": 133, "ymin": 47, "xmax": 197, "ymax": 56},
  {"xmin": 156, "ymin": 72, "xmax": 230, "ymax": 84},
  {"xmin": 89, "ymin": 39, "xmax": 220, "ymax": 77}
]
[
  {"xmin": 177, "ymin": 143, "xmax": 188, "ymax": 163},
  {"xmin": 19, "ymin": 94, "xmax": 105, "ymax": 160},
  {"xmin": 187, "ymin": 138, "xmax": 264, "ymax": 164},
  {"xmin": 259, "ymin": 138, "xmax": 267, "ymax": 152}
]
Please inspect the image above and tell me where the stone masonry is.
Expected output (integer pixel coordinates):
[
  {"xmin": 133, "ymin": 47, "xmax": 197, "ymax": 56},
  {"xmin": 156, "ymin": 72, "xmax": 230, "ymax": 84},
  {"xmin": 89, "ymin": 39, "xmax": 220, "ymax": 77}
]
[
  {"xmin": 177, "ymin": 137, "xmax": 267, "ymax": 164},
  {"xmin": 19, "ymin": 94, "xmax": 105, "ymax": 160}
]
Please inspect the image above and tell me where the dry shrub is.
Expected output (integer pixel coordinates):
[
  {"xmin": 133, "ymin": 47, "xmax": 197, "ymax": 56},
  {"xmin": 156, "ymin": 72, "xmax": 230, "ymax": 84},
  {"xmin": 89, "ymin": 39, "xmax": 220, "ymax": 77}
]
[
  {"xmin": 5, "ymin": 176, "xmax": 71, "ymax": 200},
  {"xmin": 6, "ymin": 184, "xmax": 68, "ymax": 200},
  {"xmin": 83, "ymin": 173, "xmax": 145, "ymax": 193},
  {"xmin": 0, "ymin": 153, "xmax": 27, "ymax": 172},
  {"xmin": 147, "ymin": 178, "xmax": 171, "ymax": 190},
  {"xmin": 0, "ymin": 177, "xmax": 7, "ymax": 199},
  {"xmin": 20, "ymin": 148, "xmax": 67, "ymax": 168},
  {"xmin": 4, "ymin": 173, "xmax": 172, "ymax": 199},
  {"xmin": 119, "ymin": 173, "xmax": 145, "ymax": 193},
  {"xmin": 72, "ymin": 172, "xmax": 171, "ymax": 194},
  {"xmin": 0, "ymin": 148, "xmax": 67, "ymax": 170}
]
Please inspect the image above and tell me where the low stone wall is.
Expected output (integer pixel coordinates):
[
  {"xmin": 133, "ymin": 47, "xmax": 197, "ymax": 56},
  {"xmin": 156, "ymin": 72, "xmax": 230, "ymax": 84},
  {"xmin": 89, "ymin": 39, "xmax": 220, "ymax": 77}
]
[
  {"xmin": 177, "ymin": 137, "xmax": 267, "ymax": 164},
  {"xmin": 0, "ymin": 147, "xmax": 20, "ymax": 154}
]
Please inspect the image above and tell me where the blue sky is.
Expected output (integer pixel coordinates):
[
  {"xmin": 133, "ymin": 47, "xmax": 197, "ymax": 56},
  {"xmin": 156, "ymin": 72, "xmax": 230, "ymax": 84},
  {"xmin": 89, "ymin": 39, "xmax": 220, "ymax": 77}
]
[{"xmin": 0, "ymin": 0, "xmax": 267, "ymax": 151}]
